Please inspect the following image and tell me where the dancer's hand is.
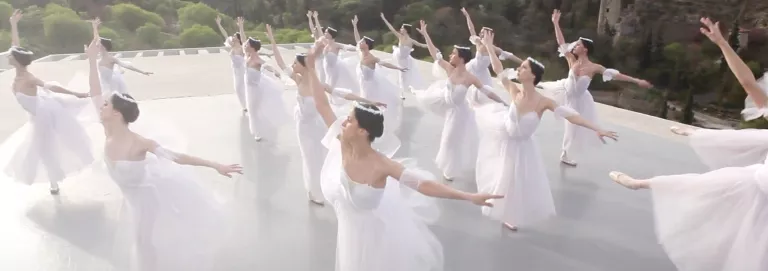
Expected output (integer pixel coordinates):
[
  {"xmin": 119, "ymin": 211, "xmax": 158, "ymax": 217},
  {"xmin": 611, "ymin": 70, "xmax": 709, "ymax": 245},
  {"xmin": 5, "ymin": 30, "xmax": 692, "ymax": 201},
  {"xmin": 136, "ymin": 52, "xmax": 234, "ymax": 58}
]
[
  {"xmin": 141, "ymin": 71, "xmax": 153, "ymax": 76},
  {"xmin": 482, "ymin": 29, "xmax": 494, "ymax": 45},
  {"xmin": 399, "ymin": 67, "xmax": 408, "ymax": 72},
  {"xmin": 596, "ymin": 130, "xmax": 618, "ymax": 143},
  {"xmin": 307, "ymin": 10, "xmax": 312, "ymax": 18},
  {"xmin": 373, "ymin": 101, "xmax": 387, "ymax": 108},
  {"xmin": 90, "ymin": 18, "xmax": 100, "ymax": 28},
  {"xmin": 215, "ymin": 163, "xmax": 243, "ymax": 177},
  {"xmin": 236, "ymin": 17, "xmax": 244, "ymax": 27},
  {"xmin": 10, "ymin": 9, "xmax": 22, "ymax": 24},
  {"xmin": 417, "ymin": 20, "xmax": 427, "ymax": 35},
  {"xmin": 351, "ymin": 15, "xmax": 358, "ymax": 25},
  {"xmin": 700, "ymin": 17, "xmax": 727, "ymax": 46},
  {"xmin": 266, "ymin": 24, "xmax": 274, "ymax": 39},
  {"xmin": 468, "ymin": 193, "xmax": 503, "ymax": 207},
  {"xmin": 380, "ymin": 12, "xmax": 386, "ymax": 20},
  {"xmin": 460, "ymin": 7, "xmax": 469, "ymax": 16},
  {"xmin": 552, "ymin": 9, "xmax": 561, "ymax": 24},
  {"xmin": 312, "ymin": 11, "xmax": 318, "ymax": 18},
  {"xmin": 636, "ymin": 79, "xmax": 653, "ymax": 89},
  {"xmin": 215, "ymin": 15, "xmax": 221, "ymax": 24}
]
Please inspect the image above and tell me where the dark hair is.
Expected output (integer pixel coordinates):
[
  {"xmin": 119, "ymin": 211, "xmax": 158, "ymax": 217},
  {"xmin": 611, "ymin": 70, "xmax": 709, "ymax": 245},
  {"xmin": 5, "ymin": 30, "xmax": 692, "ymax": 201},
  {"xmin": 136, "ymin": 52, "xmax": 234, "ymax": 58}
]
[
  {"xmin": 233, "ymin": 32, "xmax": 242, "ymax": 44},
  {"xmin": 353, "ymin": 104, "xmax": 384, "ymax": 142},
  {"xmin": 296, "ymin": 54, "xmax": 306, "ymax": 67},
  {"xmin": 528, "ymin": 59, "xmax": 545, "ymax": 85},
  {"xmin": 324, "ymin": 27, "xmax": 338, "ymax": 39},
  {"xmin": 10, "ymin": 46, "xmax": 33, "ymax": 66},
  {"xmin": 401, "ymin": 24, "xmax": 413, "ymax": 36},
  {"xmin": 579, "ymin": 38, "xmax": 594, "ymax": 57},
  {"xmin": 111, "ymin": 94, "xmax": 140, "ymax": 123},
  {"xmin": 455, "ymin": 46, "xmax": 473, "ymax": 63},
  {"xmin": 247, "ymin": 38, "xmax": 261, "ymax": 51},
  {"xmin": 362, "ymin": 36, "xmax": 374, "ymax": 49},
  {"xmin": 100, "ymin": 38, "xmax": 113, "ymax": 51}
]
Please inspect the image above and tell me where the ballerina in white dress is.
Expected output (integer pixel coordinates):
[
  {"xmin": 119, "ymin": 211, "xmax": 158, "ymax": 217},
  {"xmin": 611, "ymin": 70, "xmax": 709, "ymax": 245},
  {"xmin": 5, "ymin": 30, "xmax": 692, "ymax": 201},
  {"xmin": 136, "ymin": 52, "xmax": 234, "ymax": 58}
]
[
  {"xmin": 549, "ymin": 9, "xmax": 651, "ymax": 166},
  {"xmin": 459, "ymin": 7, "xmax": 522, "ymax": 88},
  {"xmin": 266, "ymin": 24, "xmax": 387, "ymax": 205},
  {"xmin": 379, "ymin": 13, "xmax": 430, "ymax": 99},
  {"xmin": 236, "ymin": 17, "xmax": 289, "ymax": 141},
  {"xmin": 304, "ymin": 39, "xmax": 502, "ymax": 271},
  {"xmin": 477, "ymin": 32, "xmax": 617, "ymax": 231},
  {"xmin": 668, "ymin": 71, "xmax": 768, "ymax": 170},
  {"xmin": 608, "ymin": 18, "xmax": 768, "ymax": 271},
  {"xmin": 413, "ymin": 21, "xmax": 506, "ymax": 181},
  {"xmin": 84, "ymin": 32, "xmax": 242, "ymax": 271},
  {"xmin": 347, "ymin": 15, "xmax": 408, "ymax": 134},
  {"xmin": 215, "ymin": 14, "xmax": 247, "ymax": 112},
  {"xmin": 307, "ymin": 11, "xmax": 327, "ymax": 84},
  {"xmin": 90, "ymin": 19, "xmax": 152, "ymax": 96},
  {"xmin": 0, "ymin": 10, "xmax": 93, "ymax": 195}
]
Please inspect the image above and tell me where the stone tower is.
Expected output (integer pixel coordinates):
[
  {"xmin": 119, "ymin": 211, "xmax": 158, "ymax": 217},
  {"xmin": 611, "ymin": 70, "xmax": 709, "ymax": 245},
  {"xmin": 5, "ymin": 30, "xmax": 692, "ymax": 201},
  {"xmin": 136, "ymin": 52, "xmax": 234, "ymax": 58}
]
[{"xmin": 597, "ymin": 0, "xmax": 622, "ymax": 35}]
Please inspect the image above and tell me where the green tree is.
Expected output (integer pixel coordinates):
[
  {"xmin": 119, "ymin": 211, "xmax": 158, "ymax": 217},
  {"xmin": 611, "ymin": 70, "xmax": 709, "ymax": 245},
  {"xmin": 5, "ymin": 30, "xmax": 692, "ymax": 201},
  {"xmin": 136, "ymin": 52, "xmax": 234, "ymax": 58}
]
[
  {"xmin": 0, "ymin": 1, "xmax": 12, "ymax": 30},
  {"xmin": 179, "ymin": 24, "xmax": 219, "ymax": 48},
  {"xmin": 43, "ymin": 14, "xmax": 91, "ymax": 53},
  {"xmin": 177, "ymin": 3, "xmax": 228, "ymax": 32},
  {"xmin": 137, "ymin": 23, "xmax": 163, "ymax": 47},
  {"xmin": 111, "ymin": 3, "xmax": 164, "ymax": 32}
]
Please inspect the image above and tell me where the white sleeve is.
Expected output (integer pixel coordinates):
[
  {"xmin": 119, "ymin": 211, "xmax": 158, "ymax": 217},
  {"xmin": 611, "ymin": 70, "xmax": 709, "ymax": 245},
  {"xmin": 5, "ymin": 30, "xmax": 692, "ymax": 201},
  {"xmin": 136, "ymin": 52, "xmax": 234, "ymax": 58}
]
[
  {"xmin": 558, "ymin": 41, "xmax": 577, "ymax": 57},
  {"xmin": 151, "ymin": 146, "xmax": 180, "ymax": 161},
  {"xmin": 399, "ymin": 168, "xmax": 424, "ymax": 190},
  {"xmin": 554, "ymin": 106, "xmax": 578, "ymax": 119},
  {"xmin": 602, "ymin": 69, "xmax": 620, "ymax": 82},
  {"xmin": 498, "ymin": 51, "xmax": 515, "ymax": 61},
  {"xmin": 469, "ymin": 35, "xmax": 481, "ymax": 45}
]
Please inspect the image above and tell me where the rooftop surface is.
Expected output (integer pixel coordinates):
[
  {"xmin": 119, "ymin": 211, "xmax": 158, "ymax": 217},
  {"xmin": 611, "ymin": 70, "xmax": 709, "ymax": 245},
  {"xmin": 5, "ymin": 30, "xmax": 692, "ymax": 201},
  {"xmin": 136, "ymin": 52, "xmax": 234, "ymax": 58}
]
[{"xmin": 0, "ymin": 44, "xmax": 704, "ymax": 271}]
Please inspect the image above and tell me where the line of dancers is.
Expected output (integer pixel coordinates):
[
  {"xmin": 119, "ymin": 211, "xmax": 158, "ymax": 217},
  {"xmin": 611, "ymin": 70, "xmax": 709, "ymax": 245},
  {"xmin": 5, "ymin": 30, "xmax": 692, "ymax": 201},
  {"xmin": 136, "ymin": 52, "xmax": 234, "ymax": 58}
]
[{"xmin": 1, "ymin": 6, "xmax": 766, "ymax": 270}]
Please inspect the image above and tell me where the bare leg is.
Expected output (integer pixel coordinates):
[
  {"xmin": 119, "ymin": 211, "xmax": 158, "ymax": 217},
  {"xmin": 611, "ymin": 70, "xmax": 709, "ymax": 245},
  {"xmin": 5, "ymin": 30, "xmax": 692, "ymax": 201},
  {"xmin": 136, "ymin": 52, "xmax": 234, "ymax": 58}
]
[
  {"xmin": 669, "ymin": 126, "xmax": 693, "ymax": 136},
  {"xmin": 608, "ymin": 171, "xmax": 651, "ymax": 190}
]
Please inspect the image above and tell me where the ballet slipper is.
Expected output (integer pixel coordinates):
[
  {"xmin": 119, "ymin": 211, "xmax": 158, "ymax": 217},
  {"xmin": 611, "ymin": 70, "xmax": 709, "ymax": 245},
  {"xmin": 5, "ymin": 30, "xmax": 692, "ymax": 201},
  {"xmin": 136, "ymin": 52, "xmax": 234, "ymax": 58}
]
[
  {"xmin": 669, "ymin": 126, "xmax": 690, "ymax": 136},
  {"xmin": 560, "ymin": 152, "xmax": 577, "ymax": 167},
  {"xmin": 609, "ymin": 171, "xmax": 639, "ymax": 190},
  {"xmin": 308, "ymin": 192, "xmax": 325, "ymax": 206},
  {"xmin": 503, "ymin": 222, "xmax": 518, "ymax": 231},
  {"xmin": 442, "ymin": 174, "xmax": 453, "ymax": 182}
]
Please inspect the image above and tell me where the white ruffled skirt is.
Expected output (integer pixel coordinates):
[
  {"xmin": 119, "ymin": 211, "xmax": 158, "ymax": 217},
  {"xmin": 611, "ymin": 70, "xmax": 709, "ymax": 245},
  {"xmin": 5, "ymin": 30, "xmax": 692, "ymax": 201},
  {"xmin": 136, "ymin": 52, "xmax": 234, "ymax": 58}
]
[{"xmin": 246, "ymin": 72, "xmax": 290, "ymax": 140}]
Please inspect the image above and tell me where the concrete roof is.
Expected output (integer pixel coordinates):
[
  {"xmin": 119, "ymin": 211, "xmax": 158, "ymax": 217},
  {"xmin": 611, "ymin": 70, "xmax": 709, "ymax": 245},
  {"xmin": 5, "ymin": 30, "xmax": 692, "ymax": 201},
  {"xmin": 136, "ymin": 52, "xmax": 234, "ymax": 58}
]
[{"xmin": 0, "ymin": 44, "xmax": 704, "ymax": 270}]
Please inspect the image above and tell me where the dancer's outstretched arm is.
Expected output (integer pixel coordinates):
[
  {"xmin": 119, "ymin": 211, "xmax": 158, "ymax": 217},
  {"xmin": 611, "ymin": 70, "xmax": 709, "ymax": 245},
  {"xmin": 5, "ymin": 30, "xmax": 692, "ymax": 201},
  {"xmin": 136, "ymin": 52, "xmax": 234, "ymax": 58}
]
[
  {"xmin": 381, "ymin": 157, "xmax": 502, "ymax": 204},
  {"xmin": 312, "ymin": 11, "xmax": 324, "ymax": 39},
  {"xmin": 351, "ymin": 15, "xmax": 361, "ymax": 44},
  {"xmin": 376, "ymin": 58, "xmax": 406, "ymax": 71},
  {"xmin": 380, "ymin": 13, "xmax": 402, "ymax": 38},
  {"xmin": 114, "ymin": 59, "xmax": 152, "ymax": 75},
  {"xmin": 595, "ymin": 64, "xmax": 652, "ymax": 88},
  {"xmin": 323, "ymin": 85, "xmax": 386, "ymax": 107},
  {"xmin": 460, "ymin": 8, "xmax": 478, "ymax": 37},
  {"xmin": 701, "ymin": 17, "xmax": 766, "ymax": 108},
  {"xmin": 417, "ymin": 20, "xmax": 452, "ymax": 73},
  {"xmin": 308, "ymin": 40, "xmax": 337, "ymax": 128},
  {"xmin": 9, "ymin": 10, "xmax": 21, "ymax": 47},
  {"xmin": 141, "ymin": 139, "xmax": 242, "ymax": 177},
  {"xmin": 544, "ymin": 98, "xmax": 618, "ymax": 143},
  {"xmin": 551, "ymin": 10, "xmax": 575, "ymax": 67},
  {"xmin": 215, "ymin": 15, "xmax": 229, "ymax": 39}
]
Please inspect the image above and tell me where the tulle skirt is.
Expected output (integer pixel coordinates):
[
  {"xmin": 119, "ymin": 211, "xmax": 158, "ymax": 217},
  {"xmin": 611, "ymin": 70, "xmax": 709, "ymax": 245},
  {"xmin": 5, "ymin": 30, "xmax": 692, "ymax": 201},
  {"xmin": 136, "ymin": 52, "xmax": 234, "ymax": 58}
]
[
  {"xmin": 538, "ymin": 79, "xmax": 601, "ymax": 154},
  {"xmin": 687, "ymin": 128, "xmax": 768, "ymax": 170},
  {"xmin": 649, "ymin": 164, "xmax": 768, "ymax": 271},
  {"xmin": 392, "ymin": 46, "xmax": 427, "ymax": 92},
  {"xmin": 0, "ymin": 88, "xmax": 96, "ymax": 185},
  {"xmin": 246, "ymin": 73, "xmax": 290, "ymax": 140},
  {"xmin": 295, "ymin": 96, "xmax": 327, "ymax": 200}
]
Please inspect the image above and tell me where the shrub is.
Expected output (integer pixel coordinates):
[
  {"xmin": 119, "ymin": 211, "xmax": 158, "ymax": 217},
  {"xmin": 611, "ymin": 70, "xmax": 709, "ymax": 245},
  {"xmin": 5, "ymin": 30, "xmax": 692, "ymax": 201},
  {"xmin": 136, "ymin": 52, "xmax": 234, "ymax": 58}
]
[
  {"xmin": 136, "ymin": 23, "xmax": 162, "ymax": 47},
  {"xmin": 43, "ymin": 14, "xmax": 91, "ymax": 53},
  {"xmin": 0, "ymin": 2, "xmax": 12, "ymax": 29},
  {"xmin": 44, "ymin": 3, "xmax": 77, "ymax": 18},
  {"xmin": 0, "ymin": 30, "xmax": 10, "ymax": 48},
  {"xmin": 179, "ymin": 24, "xmax": 219, "ymax": 48},
  {"xmin": 163, "ymin": 37, "xmax": 181, "ymax": 49},
  {"xmin": 111, "ymin": 3, "xmax": 164, "ymax": 32},
  {"xmin": 98, "ymin": 26, "xmax": 121, "ymax": 50},
  {"xmin": 177, "ymin": 3, "xmax": 227, "ymax": 32}
]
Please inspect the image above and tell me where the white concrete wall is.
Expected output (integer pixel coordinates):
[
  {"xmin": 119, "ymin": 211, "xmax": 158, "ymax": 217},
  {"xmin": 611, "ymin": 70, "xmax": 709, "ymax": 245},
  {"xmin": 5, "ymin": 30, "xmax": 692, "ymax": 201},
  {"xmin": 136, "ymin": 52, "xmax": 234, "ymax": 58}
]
[{"xmin": 0, "ymin": 51, "xmax": 9, "ymax": 71}]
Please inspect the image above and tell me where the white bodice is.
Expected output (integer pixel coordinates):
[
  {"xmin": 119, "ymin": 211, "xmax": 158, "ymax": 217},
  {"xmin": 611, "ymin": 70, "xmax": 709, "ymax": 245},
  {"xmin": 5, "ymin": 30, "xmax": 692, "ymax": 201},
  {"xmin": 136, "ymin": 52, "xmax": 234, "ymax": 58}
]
[
  {"xmin": 564, "ymin": 70, "xmax": 593, "ymax": 99},
  {"xmin": 231, "ymin": 55, "xmax": 245, "ymax": 72},
  {"xmin": 359, "ymin": 64, "xmax": 375, "ymax": 81},
  {"xmin": 245, "ymin": 67, "xmax": 262, "ymax": 88},
  {"xmin": 106, "ymin": 159, "xmax": 149, "ymax": 188},
  {"xmin": 474, "ymin": 52, "xmax": 491, "ymax": 66},
  {"xmin": 339, "ymin": 171, "xmax": 385, "ymax": 211},
  {"xmin": 506, "ymin": 104, "xmax": 541, "ymax": 140},
  {"xmin": 445, "ymin": 83, "xmax": 470, "ymax": 107},
  {"xmin": 14, "ymin": 92, "xmax": 38, "ymax": 115}
]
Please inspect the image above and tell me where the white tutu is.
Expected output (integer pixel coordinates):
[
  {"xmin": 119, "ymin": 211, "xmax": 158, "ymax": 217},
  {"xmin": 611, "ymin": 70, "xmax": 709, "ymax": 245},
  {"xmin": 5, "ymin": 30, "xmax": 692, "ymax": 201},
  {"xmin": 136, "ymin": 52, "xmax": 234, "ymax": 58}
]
[
  {"xmin": 320, "ymin": 118, "xmax": 442, "ymax": 271},
  {"xmin": 231, "ymin": 55, "xmax": 247, "ymax": 109},
  {"xmin": 294, "ymin": 96, "xmax": 328, "ymax": 200},
  {"xmin": 413, "ymin": 80, "xmax": 477, "ymax": 178},
  {"xmin": 245, "ymin": 67, "xmax": 290, "ymax": 140},
  {"xmin": 0, "ymin": 80, "xmax": 96, "ymax": 185},
  {"xmin": 99, "ymin": 64, "xmax": 128, "ymax": 95},
  {"xmin": 538, "ymin": 71, "xmax": 602, "ymax": 155},
  {"xmin": 474, "ymin": 103, "xmax": 558, "ymax": 226},
  {"xmin": 324, "ymin": 51, "xmax": 361, "ymax": 107},
  {"xmin": 649, "ymin": 164, "xmax": 768, "ymax": 271},
  {"xmin": 686, "ymin": 128, "xmax": 768, "ymax": 170},
  {"xmin": 392, "ymin": 45, "xmax": 427, "ymax": 92}
]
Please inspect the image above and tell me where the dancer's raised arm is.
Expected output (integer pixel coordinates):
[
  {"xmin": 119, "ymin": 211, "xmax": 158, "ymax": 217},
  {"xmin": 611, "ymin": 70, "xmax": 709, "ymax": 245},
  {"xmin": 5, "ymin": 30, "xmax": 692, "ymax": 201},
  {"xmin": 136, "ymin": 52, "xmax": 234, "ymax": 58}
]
[
  {"xmin": 9, "ymin": 10, "xmax": 21, "ymax": 47},
  {"xmin": 484, "ymin": 31, "xmax": 511, "ymax": 90},
  {"xmin": 237, "ymin": 17, "xmax": 246, "ymax": 51},
  {"xmin": 311, "ymin": 11, "xmax": 324, "ymax": 39},
  {"xmin": 380, "ymin": 13, "xmax": 402, "ymax": 38},
  {"xmin": 351, "ymin": 15, "xmax": 361, "ymax": 44},
  {"xmin": 460, "ymin": 8, "xmax": 478, "ymax": 38},
  {"xmin": 86, "ymin": 37, "xmax": 103, "ymax": 105},
  {"xmin": 551, "ymin": 9, "xmax": 575, "ymax": 67},
  {"xmin": 417, "ymin": 20, "xmax": 452, "ymax": 73},
  {"xmin": 701, "ymin": 17, "xmax": 766, "ymax": 108},
  {"xmin": 266, "ymin": 24, "xmax": 295, "ymax": 79},
  {"xmin": 215, "ymin": 15, "xmax": 229, "ymax": 39},
  {"xmin": 308, "ymin": 40, "xmax": 337, "ymax": 128},
  {"xmin": 307, "ymin": 11, "xmax": 321, "ymax": 39}
]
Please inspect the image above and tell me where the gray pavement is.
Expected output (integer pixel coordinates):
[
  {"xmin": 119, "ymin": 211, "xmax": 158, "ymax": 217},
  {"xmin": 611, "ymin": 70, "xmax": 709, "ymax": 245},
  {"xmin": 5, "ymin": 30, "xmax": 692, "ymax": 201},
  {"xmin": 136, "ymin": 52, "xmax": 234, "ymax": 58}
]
[{"xmin": 0, "ymin": 45, "xmax": 706, "ymax": 270}]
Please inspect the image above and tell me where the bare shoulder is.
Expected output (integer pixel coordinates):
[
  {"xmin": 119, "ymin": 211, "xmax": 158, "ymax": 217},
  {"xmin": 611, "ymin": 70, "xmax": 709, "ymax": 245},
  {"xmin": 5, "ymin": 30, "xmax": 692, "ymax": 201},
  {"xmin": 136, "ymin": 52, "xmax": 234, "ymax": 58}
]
[
  {"xmin": 539, "ymin": 95, "xmax": 558, "ymax": 110},
  {"xmin": 135, "ymin": 133, "xmax": 158, "ymax": 151}
]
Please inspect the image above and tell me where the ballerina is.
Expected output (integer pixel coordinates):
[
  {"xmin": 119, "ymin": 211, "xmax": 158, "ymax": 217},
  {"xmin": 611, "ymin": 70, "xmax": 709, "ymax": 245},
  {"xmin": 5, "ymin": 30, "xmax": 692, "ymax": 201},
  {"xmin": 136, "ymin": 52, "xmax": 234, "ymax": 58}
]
[
  {"xmin": 608, "ymin": 18, "xmax": 768, "ymax": 271},
  {"xmin": 84, "ymin": 28, "xmax": 241, "ymax": 270},
  {"xmin": 265, "ymin": 24, "xmax": 386, "ymax": 205},
  {"xmin": 307, "ymin": 11, "xmax": 326, "ymax": 84},
  {"xmin": 550, "ymin": 9, "xmax": 651, "ymax": 166},
  {"xmin": 0, "ymin": 10, "xmax": 92, "ymax": 195},
  {"xmin": 90, "ymin": 19, "xmax": 152, "ymax": 96},
  {"xmin": 413, "ymin": 20, "xmax": 506, "ymax": 181},
  {"xmin": 215, "ymin": 14, "xmax": 247, "ymax": 112},
  {"xmin": 459, "ymin": 7, "xmax": 522, "ymax": 88},
  {"xmin": 348, "ymin": 15, "xmax": 407, "ymax": 134},
  {"xmin": 379, "ymin": 12, "xmax": 429, "ymax": 99},
  {"xmin": 477, "ymin": 32, "xmax": 617, "ymax": 231},
  {"xmin": 304, "ymin": 38, "xmax": 502, "ymax": 271},
  {"xmin": 236, "ymin": 17, "xmax": 289, "ymax": 141}
]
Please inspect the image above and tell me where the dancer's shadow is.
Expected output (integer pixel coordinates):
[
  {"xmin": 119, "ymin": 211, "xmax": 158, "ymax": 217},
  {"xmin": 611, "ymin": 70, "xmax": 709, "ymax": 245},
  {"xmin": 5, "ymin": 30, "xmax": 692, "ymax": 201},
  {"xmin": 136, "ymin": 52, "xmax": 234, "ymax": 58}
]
[{"xmin": 24, "ymin": 194, "xmax": 126, "ymax": 270}]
